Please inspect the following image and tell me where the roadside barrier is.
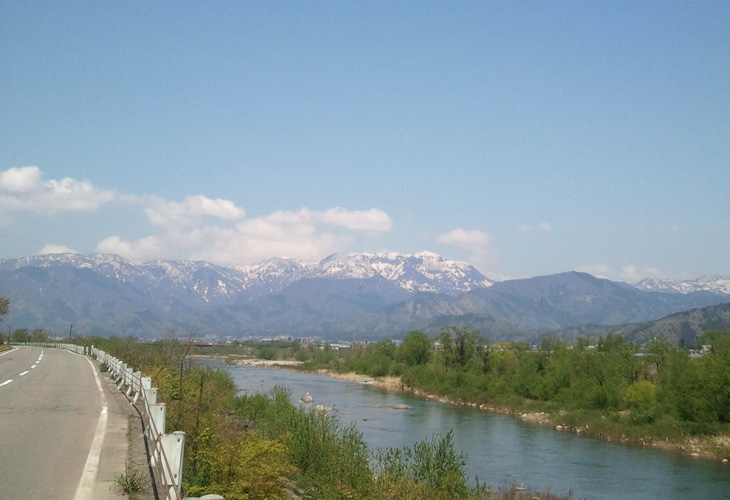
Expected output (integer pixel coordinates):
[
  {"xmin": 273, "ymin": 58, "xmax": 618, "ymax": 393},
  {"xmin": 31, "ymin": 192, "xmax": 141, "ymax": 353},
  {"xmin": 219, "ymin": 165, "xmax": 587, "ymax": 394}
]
[
  {"xmin": 92, "ymin": 346, "xmax": 186, "ymax": 500},
  {"xmin": 11, "ymin": 342, "xmax": 193, "ymax": 499}
]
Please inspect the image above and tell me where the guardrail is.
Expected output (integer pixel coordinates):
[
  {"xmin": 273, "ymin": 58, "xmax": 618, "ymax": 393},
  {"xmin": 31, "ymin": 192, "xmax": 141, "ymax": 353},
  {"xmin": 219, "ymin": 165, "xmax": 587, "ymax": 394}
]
[
  {"xmin": 92, "ymin": 346, "xmax": 186, "ymax": 500},
  {"xmin": 11, "ymin": 342, "xmax": 192, "ymax": 500}
]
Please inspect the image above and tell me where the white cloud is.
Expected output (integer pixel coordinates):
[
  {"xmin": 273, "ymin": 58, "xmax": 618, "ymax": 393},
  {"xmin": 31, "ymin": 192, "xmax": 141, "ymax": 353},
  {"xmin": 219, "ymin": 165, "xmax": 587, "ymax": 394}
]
[
  {"xmin": 39, "ymin": 244, "xmax": 78, "ymax": 255},
  {"xmin": 256, "ymin": 207, "xmax": 392, "ymax": 232},
  {"xmin": 576, "ymin": 263, "xmax": 674, "ymax": 283},
  {"xmin": 1, "ymin": 166, "xmax": 395, "ymax": 266},
  {"xmin": 96, "ymin": 235, "xmax": 165, "ymax": 262},
  {"xmin": 96, "ymin": 205, "xmax": 393, "ymax": 266},
  {"xmin": 618, "ymin": 265, "xmax": 667, "ymax": 284},
  {"xmin": 538, "ymin": 222, "xmax": 551, "ymax": 232},
  {"xmin": 145, "ymin": 195, "xmax": 246, "ymax": 228},
  {"xmin": 437, "ymin": 228, "xmax": 490, "ymax": 248},
  {"xmin": 0, "ymin": 166, "xmax": 117, "ymax": 218},
  {"xmin": 320, "ymin": 207, "xmax": 393, "ymax": 231},
  {"xmin": 436, "ymin": 228, "xmax": 498, "ymax": 272},
  {"xmin": 0, "ymin": 166, "xmax": 42, "ymax": 192}
]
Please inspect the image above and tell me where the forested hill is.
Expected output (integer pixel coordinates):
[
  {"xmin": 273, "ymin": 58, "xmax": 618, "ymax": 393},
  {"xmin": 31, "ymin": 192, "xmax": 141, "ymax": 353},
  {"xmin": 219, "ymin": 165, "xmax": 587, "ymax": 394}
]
[{"xmin": 552, "ymin": 302, "xmax": 730, "ymax": 346}]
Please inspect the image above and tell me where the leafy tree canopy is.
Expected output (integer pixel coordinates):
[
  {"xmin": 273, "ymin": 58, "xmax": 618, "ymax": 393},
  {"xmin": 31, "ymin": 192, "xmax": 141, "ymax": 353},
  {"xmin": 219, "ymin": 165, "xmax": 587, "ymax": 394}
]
[
  {"xmin": 397, "ymin": 331, "xmax": 432, "ymax": 366},
  {"xmin": 0, "ymin": 297, "xmax": 8, "ymax": 321}
]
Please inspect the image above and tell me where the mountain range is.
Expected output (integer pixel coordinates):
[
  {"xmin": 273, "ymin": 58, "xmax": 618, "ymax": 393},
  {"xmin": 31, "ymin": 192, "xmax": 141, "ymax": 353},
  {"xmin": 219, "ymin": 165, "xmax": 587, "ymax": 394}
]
[
  {"xmin": 634, "ymin": 275, "xmax": 730, "ymax": 295},
  {"xmin": 1, "ymin": 252, "xmax": 728, "ymax": 342}
]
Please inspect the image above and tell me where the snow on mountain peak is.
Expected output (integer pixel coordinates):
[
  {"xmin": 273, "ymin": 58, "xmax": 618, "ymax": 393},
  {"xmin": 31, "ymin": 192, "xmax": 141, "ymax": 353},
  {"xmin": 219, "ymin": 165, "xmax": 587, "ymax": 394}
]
[
  {"xmin": 635, "ymin": 275, "xmax": 730, "ymax": 295},
  {"xmin": 304, "ymin": 251, "xmax": 493, "ymax": 294},
  {"xmin": 2, "ymin": 251, "xmax": 494, "ymax": 300}
]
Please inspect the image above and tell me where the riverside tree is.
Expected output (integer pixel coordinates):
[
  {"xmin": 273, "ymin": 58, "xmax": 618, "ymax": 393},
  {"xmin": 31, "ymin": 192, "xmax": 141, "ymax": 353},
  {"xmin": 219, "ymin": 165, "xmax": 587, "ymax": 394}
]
[
  {"xmin": 438, "ymin": 326, "xmax": 481, "ymax": 371},
  {"xmin": 698, "ymin": 329, "xmax": 730, "ymax": 423},
  {"xmin": 397, "ymin": 330, "xmax": 432, "ymax": 366}
]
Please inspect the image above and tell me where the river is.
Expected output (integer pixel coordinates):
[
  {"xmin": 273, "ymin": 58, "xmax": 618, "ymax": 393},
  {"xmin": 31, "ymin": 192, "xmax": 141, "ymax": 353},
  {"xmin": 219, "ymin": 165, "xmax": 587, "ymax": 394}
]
[{"xmin": 223, "ymin": 363, "xmax": 730, "ymax": 500}]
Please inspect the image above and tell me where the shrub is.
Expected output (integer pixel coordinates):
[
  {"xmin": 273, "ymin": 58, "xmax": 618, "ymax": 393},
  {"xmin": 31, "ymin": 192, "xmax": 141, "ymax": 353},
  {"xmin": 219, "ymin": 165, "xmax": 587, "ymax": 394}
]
[
  {"xmin": 186, "ymin": 433, "xmax": 295, "ymax": 500},
  {"xmin": 374, "ymin": 430, "xmax": 471, "ymax": 500}
]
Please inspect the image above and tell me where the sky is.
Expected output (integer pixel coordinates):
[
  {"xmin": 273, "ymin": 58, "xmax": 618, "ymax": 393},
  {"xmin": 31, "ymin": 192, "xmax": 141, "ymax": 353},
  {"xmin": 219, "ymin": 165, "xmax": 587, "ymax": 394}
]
[{"xmin": 1, "ymin": 1, "xmax": 728, "ymax": 283}]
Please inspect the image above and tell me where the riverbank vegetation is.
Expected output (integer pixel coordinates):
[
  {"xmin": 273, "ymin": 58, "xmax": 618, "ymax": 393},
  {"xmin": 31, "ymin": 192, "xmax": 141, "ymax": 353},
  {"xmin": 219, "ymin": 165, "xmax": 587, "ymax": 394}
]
[
  {"xmin": 285, "ymin": 328, "xmax": 730, "ymax": 460},
  {"xmin": 89, "ymin": 335, "xmax": 573, "ymax": 500}
]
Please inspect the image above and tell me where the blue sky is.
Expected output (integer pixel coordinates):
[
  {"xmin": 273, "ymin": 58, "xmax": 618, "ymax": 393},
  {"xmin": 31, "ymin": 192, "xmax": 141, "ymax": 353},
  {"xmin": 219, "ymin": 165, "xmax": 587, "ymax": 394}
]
[{"xmin": 1, "ymin": 1, "xmax": 728, "ymax": 282}]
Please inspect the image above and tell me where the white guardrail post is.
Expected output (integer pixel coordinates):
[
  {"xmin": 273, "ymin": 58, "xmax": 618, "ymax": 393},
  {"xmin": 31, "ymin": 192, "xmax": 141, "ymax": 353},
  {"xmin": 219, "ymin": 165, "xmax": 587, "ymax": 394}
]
[
  {"xmin": 10, "ymin": 342, "xmax": 204, "ymax": 499},
  {"xmin": 161, "ymin": 431, "xmax": 186, "ymax": 498}
]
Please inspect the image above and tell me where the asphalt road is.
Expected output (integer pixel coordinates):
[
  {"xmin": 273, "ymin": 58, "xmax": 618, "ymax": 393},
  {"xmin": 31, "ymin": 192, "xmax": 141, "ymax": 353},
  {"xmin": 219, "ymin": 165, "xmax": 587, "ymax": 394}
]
[{"xmin": 0, "ymin": 346, "xmax": 129, "ymax": 499}]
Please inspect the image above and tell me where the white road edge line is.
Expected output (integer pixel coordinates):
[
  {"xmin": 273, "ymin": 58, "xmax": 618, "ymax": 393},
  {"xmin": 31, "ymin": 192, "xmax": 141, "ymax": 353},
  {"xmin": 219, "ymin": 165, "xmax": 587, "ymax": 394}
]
[
  {"xmin": 0, "ymin": 379, "xmax": 13, "ymax": 387},
  {"xmin": 0, "ymin": 347, "xmax": 17, "ymax": 357},
  {"xmin": 72, "ymin": 351, "xmax": 109, "ymax": 500}
]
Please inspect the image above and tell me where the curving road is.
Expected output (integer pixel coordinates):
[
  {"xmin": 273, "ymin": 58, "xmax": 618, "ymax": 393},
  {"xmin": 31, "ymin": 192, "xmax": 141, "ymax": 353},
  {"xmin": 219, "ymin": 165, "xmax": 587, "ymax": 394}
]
[{"xmin": 0, "ymin": 346, "xmax": 129, "ymax": 499}]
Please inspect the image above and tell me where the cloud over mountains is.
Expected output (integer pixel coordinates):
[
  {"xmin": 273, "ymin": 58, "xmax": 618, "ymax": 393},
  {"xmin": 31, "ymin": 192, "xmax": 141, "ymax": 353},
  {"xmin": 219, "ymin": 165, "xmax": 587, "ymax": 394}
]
[{"xmin": 2, "ymin": 166, "xmax": 395, "ymax": 266}]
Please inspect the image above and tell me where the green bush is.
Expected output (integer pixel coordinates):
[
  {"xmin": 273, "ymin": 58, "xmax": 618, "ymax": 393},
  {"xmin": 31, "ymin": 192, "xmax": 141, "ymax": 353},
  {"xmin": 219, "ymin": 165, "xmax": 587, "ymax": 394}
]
[{"xmin": 374, "ymin": 431, "xmax": 470, "ymax": 500}]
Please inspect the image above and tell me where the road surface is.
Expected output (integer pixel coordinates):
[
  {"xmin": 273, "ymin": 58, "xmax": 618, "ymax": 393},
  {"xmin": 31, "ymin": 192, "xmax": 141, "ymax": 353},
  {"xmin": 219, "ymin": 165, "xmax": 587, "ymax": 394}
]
[{"xmin": 0, "ymin": 345, "xmax": 131, "ymax": 499}]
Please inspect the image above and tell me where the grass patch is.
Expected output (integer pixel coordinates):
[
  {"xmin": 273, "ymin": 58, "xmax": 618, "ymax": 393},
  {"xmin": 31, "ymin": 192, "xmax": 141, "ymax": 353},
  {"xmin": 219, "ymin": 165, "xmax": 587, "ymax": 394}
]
[{"xmin": 113, "ymin": 462, "xmax": 148, "ymax": 499}]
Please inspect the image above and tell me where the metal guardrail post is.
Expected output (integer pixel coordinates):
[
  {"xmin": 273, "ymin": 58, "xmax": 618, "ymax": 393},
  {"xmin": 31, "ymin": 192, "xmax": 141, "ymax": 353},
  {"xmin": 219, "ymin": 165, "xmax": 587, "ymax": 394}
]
[
  {"xmin": 161, "ymin": 431, "xmax": 186, "ymax": 497},
  {"xmin": 132, "ymin": 371, "xmax": 142, "ymax": 405},
  {"xmin": 117, "ymin": 362, "xmax": 126, "ymax": 390},
  {"xmin": 125, "ymin": 367, "xmax": 134, "ymax": 396},
  {"xmin": 150, "ymin": 402, "xmax": 167, "ymax": 437},
  {"xmin": 145, "ymin": 387, "xmax": 158, "ymax": 405}
]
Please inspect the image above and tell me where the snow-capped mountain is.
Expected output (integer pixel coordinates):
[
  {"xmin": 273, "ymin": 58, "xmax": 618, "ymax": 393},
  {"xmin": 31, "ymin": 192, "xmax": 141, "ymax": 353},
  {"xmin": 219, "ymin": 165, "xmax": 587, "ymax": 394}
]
[
  {"xmin": 634, "ymin": 275, "xmax": 730, "ymax": 295},
  {"xmin": 227, "ymin": 251, "xmax": 493, "ymax": 296},
  {"xmin": 2, "ymin": 253, "xmax": 727, "ymax": 340},
  {"xmin": 0, "ymin": 251, "xmax": 493, "ymax": 306},
  {"xmin": 305, "ymin": 251, "xmax": 493, "ymax": 294},
  {"xmin": 3, "ymin": 253, "xmax": 141, "ymax": 281},
  {"xmin": 139, "ymin": 259, "xmax": 250, "ymax": 302},
  {"xmin": 235, "ymin": 256, "xmax": 309, "ymax": 295},
  {"xmin": 0, "ymin": 251, "xmax": 495, "ymax": 338}
]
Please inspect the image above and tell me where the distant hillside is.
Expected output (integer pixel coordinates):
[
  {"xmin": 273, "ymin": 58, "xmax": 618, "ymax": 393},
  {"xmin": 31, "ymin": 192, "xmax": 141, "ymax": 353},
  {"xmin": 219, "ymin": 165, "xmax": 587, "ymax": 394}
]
[
  {"xmin": 373, "ymin": 272, "xmax": 727, "ymax": 338},
  {"xmin": 552, "ymin": 302, "xmax": 730, "ymax": 345}
]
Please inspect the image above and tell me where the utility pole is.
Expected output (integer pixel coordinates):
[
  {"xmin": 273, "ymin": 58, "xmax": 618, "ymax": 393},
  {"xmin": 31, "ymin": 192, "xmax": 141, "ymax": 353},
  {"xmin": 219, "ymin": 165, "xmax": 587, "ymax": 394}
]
[
  {"xmin": 69, "ymin": 323, "xmax": 74, "ymax": 341},
  {"xmin": 7, "ymin": 323, "xmax": 11, "ymax": 344}
]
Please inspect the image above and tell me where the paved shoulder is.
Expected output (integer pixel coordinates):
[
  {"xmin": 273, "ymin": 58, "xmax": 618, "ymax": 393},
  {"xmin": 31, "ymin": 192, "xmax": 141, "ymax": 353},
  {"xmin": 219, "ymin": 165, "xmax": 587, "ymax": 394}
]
[{"xmin": 95, "ymin": 358, "xmax": 157, "ymax": 499}]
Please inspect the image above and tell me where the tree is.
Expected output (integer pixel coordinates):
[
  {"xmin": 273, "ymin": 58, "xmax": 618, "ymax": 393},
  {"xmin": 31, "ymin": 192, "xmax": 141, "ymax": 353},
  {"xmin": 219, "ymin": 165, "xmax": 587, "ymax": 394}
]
[
  {"xmin": 11, "ymin": 328, "xmax": 29, "ymax": 343},
  {"xmin": 658, "ymin": 349, "xmax": 710, "ymax": 424},
  {"xmin": 0, "ymin": 297, "xmax": 8, "ymax": 344},
  {"xmin": 475, "ymin": 338, "xmax": 492, "ymax": 373},
  {"xmin": 697, "ymin": 329, "xmax": 730, "ymax": 423},
  {"xmin": 397, "ymin": 331, "xmax": 432, "ymax": 366},
  {"xmin": 597, "ymin": 332, "xmax": 625, "ymax": 353},
  {"xmin": 376, "ymin": 339, "xmax": 397, "ymax": 359},
  {"xmin": 438, "ymin": 326, "xmax": 479, "ymax": 371},
  {"xmin": 643, "ymin": 338, "xmax": 671, "ymax": 381},
  {"xmin": 30, "ymin": 329, "xmax": 50, "ymax": 343},
  {"xmin": 575, "ymin": 337, "xmax": 591, "ymax": 353}
]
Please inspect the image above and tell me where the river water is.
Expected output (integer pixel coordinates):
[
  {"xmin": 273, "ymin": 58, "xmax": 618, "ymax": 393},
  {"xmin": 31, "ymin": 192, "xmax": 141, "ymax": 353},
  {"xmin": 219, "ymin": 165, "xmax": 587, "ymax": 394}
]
[{"xmin": 224, "ymin": 364, "xmax": 730, "ymax": 500}]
